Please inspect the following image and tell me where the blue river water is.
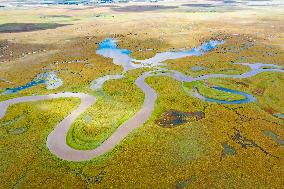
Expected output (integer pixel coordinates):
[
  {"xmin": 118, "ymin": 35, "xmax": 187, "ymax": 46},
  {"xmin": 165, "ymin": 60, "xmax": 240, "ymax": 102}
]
[
  {"xmin": 96, "ymin": 38, "xmax": 224, "ymax": 72},
  {"xmin": 95, "ymin": 38, "xmax": 258, "ymax": 105},
  {"xmin": 2, "ymin": 72, "xmax": 63, "ymax": 95},
  {"xmin": 2, "ymin": 38, "xmax": 223, "ymax": 95},
  {"xmin": 94, "ymin": 38, "xmax": 284, "ymax": 106},
  {"xmin": 134, "ymin": 40, "xmax": 224, "ymax": 66},
  {"xmin": 193, "ymin": 86, "xmax": 256, "ymax": 104},
  {"xmin": 98, "ymin": 38, "xmax": 132, "ymax": 55},
  {"xmin": 3, "ymin": 37, "xmax": 282, "ymax": 107},
  {"xmin": 92, "ymin": 38, "xmax": 225, "ymax": 91},
  {"xmin": 185, "ymin": 40, "xmax": 225, "ymax": 54},
  {"xmin": 273, "ymin": 113, "xmax": 284, "ymax": 119},
  {"xmin": 2, "ymin": 80, "xmax": 46, "ymax": 95}
]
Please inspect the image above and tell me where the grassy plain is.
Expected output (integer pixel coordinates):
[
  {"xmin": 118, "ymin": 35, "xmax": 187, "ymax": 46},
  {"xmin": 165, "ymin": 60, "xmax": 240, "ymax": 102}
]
[{"xmin": 0, "ymin": 1, "xmax": 284, "ymax": 188}]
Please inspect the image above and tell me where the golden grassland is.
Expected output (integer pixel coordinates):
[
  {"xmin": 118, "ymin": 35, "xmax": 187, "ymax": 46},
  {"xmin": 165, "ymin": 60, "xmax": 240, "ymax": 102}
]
[{"xmin": 0, "ymin": 3, "xmax": 284, "ymax": 188}]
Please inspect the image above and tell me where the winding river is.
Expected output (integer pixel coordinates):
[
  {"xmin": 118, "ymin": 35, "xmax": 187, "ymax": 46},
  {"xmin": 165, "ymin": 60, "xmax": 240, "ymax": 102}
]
[
  {"xmin": 0, "ymin": 38, "xmax": 283, "ymax": 161},
  {"xmin": 190, "ymin": 86, "xmax": 256, "ymax": 104}
]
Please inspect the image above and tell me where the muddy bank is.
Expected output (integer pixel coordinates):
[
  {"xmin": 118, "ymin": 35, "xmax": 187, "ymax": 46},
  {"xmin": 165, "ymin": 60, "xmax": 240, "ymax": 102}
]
[{"xmin": 156, "ymin": 110, "xmax": 205, "ymax": 128}]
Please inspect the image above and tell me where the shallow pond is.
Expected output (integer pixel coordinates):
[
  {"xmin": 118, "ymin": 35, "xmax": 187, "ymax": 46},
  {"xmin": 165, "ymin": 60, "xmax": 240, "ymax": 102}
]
[
  {"xmin": 96, "ymin": 38, "xmax": 224, "ymax": 72},
  {"xmin": 2, "ymin": 80, "xmax": 45, "ymax": 95},
  {"xmin": 2, "ymin": 72, "xmax": 62, "ymax": 95},
  {"xmin": 95, "ymin": 38, "xmax": 284, "ymax": 106},
  {"xmin": 96, "ymin": 38, "xmax": 142, "ymax": 72},
  {"xmin": 263, "ymin": 130, "xmax": 284, "ymax": 146},
  {"xmin": 8, "ymin": 127, "xmax": 27, "ymax": 135},
  {"xmin": 273, "ymin": 113, "xmax": 284, "ymax": 119},
  {"xmin": 36, "ymin": 71, "xmax": 63, "ymax": 90},
  {"xmin": 221, "ymin": 142, "xmax": 236, "ymax": 157},
  {"xmin": 156, "ymin": 110, "xmax": 205, "ymax": 128},
  {"xmin": 133, "ymin": 40, "xmax": 224, "ymax": 66}
]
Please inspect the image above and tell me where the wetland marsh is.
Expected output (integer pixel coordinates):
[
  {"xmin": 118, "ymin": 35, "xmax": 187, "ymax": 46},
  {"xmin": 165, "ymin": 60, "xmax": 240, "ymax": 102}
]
[{"xmin": 0, "ymin": 0, "xmax": 284, "ymax": 188}]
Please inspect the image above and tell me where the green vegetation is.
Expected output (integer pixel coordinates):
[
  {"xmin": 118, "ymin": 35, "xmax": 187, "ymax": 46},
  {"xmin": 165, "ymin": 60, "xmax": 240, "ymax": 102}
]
[
  {"xmin": 206, "ymin": 72, "xmax": 284, "ymax": 113},
  {"xmin": 183, "ymin": 80, "xmax": 245, "ymax": 101},
  {"xmin": 1, "ymin": 4, "xmax": 284, "ymax": 188},
  {"xmin": 67, "ymin": 76, "xmax": 143, "ymax": 150},
  {"xmin": 0, "ymin": 98, "xmax": 83, "ymax": 188}
]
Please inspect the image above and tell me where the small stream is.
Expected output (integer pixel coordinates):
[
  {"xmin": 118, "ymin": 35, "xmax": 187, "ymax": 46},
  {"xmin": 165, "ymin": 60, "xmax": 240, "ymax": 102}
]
[
  {"xmin": 1, "ymin": 72, "xmax": 63, "ymax": 95},
  {"xmin": 190, "ymin": 86, "xmax": 256, "ymax": 104}
]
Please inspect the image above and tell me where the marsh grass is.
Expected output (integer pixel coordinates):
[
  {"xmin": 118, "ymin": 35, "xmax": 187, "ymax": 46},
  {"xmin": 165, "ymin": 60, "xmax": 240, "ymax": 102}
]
[
  {"xmin": 66, "ymin": 70, "xmax": 144, "ymax": 150},
  {"xmin": 0, "ymin": 7, "xmax": 284, "ymax": 188},
  {"xmin": 183, "ymin": 80, "xmax": 245, "ymax": 101}
]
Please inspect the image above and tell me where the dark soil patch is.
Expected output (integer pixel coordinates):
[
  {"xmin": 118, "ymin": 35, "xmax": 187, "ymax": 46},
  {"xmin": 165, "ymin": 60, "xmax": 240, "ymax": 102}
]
[
  {"xmin": 156, "ymin": 110, "xmax": 205, "ymax": 128},
  {"xmin": 0, "ymin": 23, "xmax": 70, "ymax": 33},
  {"xmin": 253, "ymin": 88, "xmax": 265, "ymax": 96},
  {"xmin": 263, "ymin": 107, "xmax": 276, "ymax": 114},
  {"xmin": 231, "ymin": 127, "xmax": 277, "ymax": 158},
  {"xmin": 235, "ymin": 81, "xmax": 249, "ymax": 87}
]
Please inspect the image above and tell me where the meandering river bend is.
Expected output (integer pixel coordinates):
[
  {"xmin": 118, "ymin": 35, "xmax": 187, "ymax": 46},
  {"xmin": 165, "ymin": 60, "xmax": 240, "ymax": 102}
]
[{"xmin": 1, "ymin": 38, "xmax": 283, "ymax": 161}]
